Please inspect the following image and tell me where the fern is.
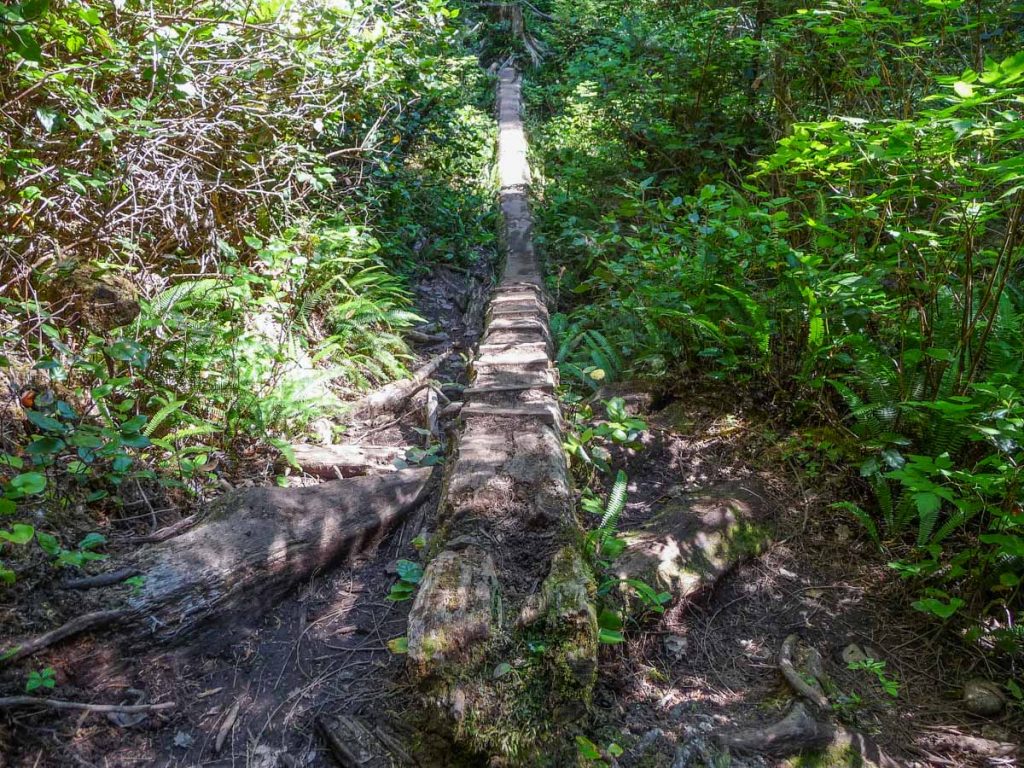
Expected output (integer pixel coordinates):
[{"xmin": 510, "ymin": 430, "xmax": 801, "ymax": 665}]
[
  {"xmin": 143, "ymin": 399, "xmax": 187, "ymax": 437},
  {"xmin": 598, "ymin": 470, "xmax": 629, "ymax": 551}
]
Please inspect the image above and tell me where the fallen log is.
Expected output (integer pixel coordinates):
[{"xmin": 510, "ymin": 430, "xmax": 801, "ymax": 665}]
[
  {"xmin": 1, "ymin": 469, "xmax": 434, "ymax": 662},
  {"xmin": 351, "ymin": 352, "xmax": 450, "ymax": 417},
  {"xmin": 404, "ymin": 69, "xmax": 597, "ymax": 764},
  {"xmin": 126, "ymin": 467, "xmax": 434, "ymax": 644},
  {"xmin": 287, "ymin": 443, "xmax": 405, "ymax": 478}
]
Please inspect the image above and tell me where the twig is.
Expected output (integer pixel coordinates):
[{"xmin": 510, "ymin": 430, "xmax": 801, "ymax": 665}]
[
  {"xmin": 60, "ymin": 568, "xmax": 141, "ymax": 590},
  {"xmin": 0, "ymin": 696, "xmax": 174, "ymax": 714}
]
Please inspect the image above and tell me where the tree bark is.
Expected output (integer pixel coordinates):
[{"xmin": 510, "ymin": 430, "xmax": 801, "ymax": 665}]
[{"xmin": 1, "ymin": 469, "xmax": 435, "ymax": 663}]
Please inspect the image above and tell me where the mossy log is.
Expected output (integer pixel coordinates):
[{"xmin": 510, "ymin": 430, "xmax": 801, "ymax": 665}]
[{"xmin": 614, "ymin": 482, "xmax": 770, "ymax": 607}]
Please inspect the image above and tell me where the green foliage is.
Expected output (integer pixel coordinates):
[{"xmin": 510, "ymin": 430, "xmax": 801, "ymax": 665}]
[
  {"xmin": 0, "ymin": 0, "xmax": 496, "ymax": 588},
  {"xmin": 25, "ymin": 666, "xmax": 56, "ymax": 693},
  {"xmin": 531, "ymin": 0, "xmax": 1024, "ymax": 656},
  {"xmin": 847, "ymin": 658, "xmax": 900, "ymax": 699},
  {"xmin": 387, "ymin": 558, "xmax": 424, "ymax": 602}
]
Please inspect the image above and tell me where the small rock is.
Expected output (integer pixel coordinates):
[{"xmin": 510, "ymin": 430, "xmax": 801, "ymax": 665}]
[
  {"xmin": 836, "ymin": 524, "xmax": 851, "ymax": 542},
  {"xmin": 385, "ymin": 560, "xmax": 398, "ymax": 575},
  {"xmin": 632, "ymin": 728, "xmax": 664, "ymax": 755},
  {"xmin": 841, "ymin": 643, "xmax": 869, "ymax": 665},
  {"xmin": 664, "ymin": 634, "xmax": 688, "ymax": 659},
  {"xmin": 173, "ymin": 731, "xmax": 194, "ymax": 749},
  {"xmin": 963, "ymin": 679, "xmax": 1006, "ymax": 717}
]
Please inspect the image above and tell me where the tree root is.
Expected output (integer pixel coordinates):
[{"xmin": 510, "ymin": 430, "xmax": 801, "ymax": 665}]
[
  {"xmin": 715, "ymin": 635, "xmax": 901, "ymax": 768},
  {"xmin": 779, "ymin": 633, "xmax": 829, "ymax": 709}
]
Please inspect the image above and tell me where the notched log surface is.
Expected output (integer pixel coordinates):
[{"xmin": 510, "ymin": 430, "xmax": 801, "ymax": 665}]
[{"xmin": 404, "ymin": 67, "xmax": 596, "ymax": 758}]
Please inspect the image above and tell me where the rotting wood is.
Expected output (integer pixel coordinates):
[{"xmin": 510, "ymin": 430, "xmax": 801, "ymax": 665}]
[
  {"xmin": 287, "ymin": 443, "xmax": 405, "ymax": 478},
  {"xmin": 125, "ymin": 467, "xmax": 434, "ymax": 644},
  {"xmin": 2, "ymin": 469, "xmax": 434, "ymax": 663},
  {"xmin": 404, "ymin": 67, "xmax": 596, "ymax": 762}
]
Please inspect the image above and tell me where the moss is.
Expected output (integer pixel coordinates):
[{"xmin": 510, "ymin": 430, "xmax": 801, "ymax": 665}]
[{"xmin": 785, "ymin": 744, "xmax": 864, "ymax": 768}]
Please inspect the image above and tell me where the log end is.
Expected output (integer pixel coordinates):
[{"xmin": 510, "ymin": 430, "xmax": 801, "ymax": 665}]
[{"xmin": 407, "ymin": 545, "xmax": 500, "ymax": 673}]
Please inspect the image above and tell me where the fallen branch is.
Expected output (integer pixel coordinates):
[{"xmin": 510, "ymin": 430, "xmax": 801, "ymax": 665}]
[
  {"xmin": 61, "ymin": 568, "xmax": 141, "ymax": 590},
  {"xmin": 352, "ymin": 352, "xmax": 450, "ymax": 417},
  {"xmin": 0, "ymin": 696, "xmax": 174, "ymax": 714},
  {"xmin": 1, "ymin": 609, "xmax": 130, "ymax": 667},
  {"xmin": 286, "ymin": 444, "xmax": 405, "ymax": 479}
]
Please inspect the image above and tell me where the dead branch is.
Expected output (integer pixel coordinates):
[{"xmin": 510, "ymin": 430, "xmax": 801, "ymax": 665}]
[{"xmin": 0, "ymin": 696, "xmax": 174, "ymax": 714}]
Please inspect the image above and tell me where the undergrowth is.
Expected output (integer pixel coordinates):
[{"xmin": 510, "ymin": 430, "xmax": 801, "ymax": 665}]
[
  {"xmin": 528, "ymin": 0, "xmax": 1024, "ymax": 660},
  {"xmin": 0, "ymin": 0, "xmax": 496, "ymax": 587}
]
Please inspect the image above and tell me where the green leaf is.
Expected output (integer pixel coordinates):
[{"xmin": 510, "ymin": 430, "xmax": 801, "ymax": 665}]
[
  {"xmin": 953, "ymin": 81, "xmax": 974, "ymax": 98},
  {"xmin": 25, "ymin": 410, "xmax": 64, "ymax": 433},
  {"xmin": 395, "ymin": 559, "xmax": 423, "ymax": 584},
  {"xmin": 0, "ymin": 524, "xmax": 35, "ymax": 545},
  {"xmin": 598, "ymin": 628, "xmax": 625, "ymax": 644},
  {"xmin": 36, "ymin": 531, "xmax": 60, "ymax": 556},
  {"xmin": 912, "ymin": 596, "xmax": 963, "ymax": 620},
  {"xmin": 78, "ymin": 533, "xmax": 106, "ymax": 551},
  {"xmin": 10, "ymin": 472, "xmax": 46, "ymax": 495},
  {"xmin": 575, "ymin": 736, "xmax": 601, "ymax": 760}
]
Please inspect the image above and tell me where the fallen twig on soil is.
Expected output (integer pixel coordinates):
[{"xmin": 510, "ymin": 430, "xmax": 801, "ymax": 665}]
[
  {"xmin": 0, "ymin": 696, "xmax": 174, "ymax": 714},
  {"xmin": 1, "ymin": 609, "xmax": 130, "ymax": 667},
  {"xmin": 61, "ymin": 568, "xmax": 141, "ymax": 590}
]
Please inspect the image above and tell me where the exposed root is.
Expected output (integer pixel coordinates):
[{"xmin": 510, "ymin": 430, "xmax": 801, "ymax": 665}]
[
  {"xmin": 717, "ymin": 701, "xmax": 832, "ymax": 756},
  {"xmin": 715, "ymin": 635, "xmax": 901, "ymax": 768},
  {"xmin": 779, "ymin": 633, "xmax": 829, "ymax": 709}
]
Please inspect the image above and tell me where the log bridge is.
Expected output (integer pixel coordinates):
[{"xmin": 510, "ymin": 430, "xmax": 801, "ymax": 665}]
[{"xmin": 405, "ymin": 67, "xmax": 597, "ymax": 758}]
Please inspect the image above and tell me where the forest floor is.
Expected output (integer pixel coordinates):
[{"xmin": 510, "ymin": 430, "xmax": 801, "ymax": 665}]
[{"xmin": 1, "ymin": 248, "xmax": 1020, "ymax": 766}]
